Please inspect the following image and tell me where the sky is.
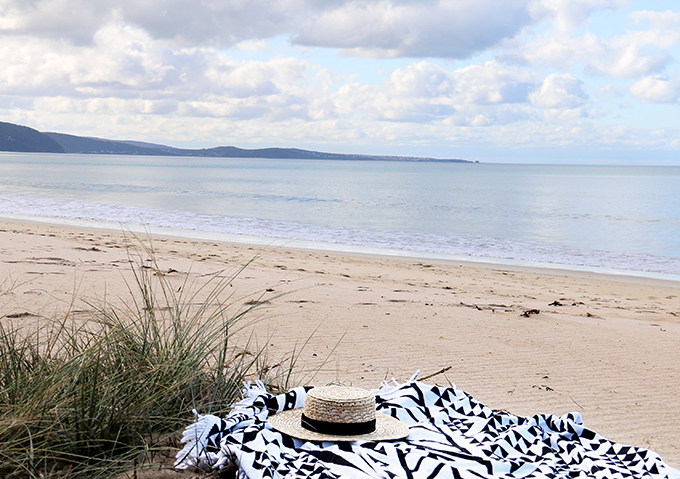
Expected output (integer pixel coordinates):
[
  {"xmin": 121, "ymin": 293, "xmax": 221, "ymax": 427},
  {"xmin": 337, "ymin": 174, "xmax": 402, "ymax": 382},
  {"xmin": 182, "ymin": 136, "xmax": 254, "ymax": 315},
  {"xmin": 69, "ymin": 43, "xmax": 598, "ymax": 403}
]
[{"xmin": 1, "ymin": 0, "xmax": 679, "ymax": 164}]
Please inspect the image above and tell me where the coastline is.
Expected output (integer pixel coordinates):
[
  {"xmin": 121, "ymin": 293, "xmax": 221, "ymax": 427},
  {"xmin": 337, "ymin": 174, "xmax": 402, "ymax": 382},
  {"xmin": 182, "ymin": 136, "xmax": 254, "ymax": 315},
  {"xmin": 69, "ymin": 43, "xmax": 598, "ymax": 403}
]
[
  {"xmin": 1, "ymin": 217, "xmax": 679, "ymax": 467},
  {"xmin": 5, "ymin": 212, "xmax": 680, "ymax": 287}
]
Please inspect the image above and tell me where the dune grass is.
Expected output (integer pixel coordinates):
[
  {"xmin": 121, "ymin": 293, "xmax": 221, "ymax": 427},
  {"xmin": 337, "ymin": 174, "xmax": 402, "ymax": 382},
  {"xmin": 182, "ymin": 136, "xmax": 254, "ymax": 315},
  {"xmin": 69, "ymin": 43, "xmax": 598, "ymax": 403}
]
[{"xmin": 0, "ymin": 238, "xmax": 297, "ymax": 478}]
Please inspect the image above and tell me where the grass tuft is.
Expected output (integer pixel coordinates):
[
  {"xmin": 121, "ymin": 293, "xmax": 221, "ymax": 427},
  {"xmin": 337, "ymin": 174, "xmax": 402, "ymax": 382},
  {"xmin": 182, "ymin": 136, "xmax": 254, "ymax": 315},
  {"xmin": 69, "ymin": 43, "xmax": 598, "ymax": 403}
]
[{"xmin": 0, "ymin": 236, "xmax": 295, "ymax": 478}]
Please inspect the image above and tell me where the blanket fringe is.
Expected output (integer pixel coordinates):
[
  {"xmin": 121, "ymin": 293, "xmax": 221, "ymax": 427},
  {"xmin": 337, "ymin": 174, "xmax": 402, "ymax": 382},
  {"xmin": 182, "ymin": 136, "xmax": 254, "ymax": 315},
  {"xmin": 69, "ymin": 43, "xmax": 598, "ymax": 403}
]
[
  {"xmin": 174, "ymin": 410, "xmax": 223, "ymax": 471},
  {"xmin": 174, "ymin": 382, "xmax": 271, "ymax": 471},
  {"xmin": 243, "ymin": 380, "xmax": 268, "ymax": 401},
  {"xmin": 377, "ymin": 369, "xmax": 421, "ymax": 395}
]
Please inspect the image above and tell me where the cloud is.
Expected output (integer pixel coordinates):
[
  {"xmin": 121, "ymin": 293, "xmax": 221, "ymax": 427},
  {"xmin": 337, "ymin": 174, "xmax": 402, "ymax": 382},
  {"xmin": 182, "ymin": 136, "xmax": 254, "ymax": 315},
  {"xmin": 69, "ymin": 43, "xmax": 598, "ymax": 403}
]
[
  {"xmin": 0, "ymin": 0, "xmax": 293, "ymax": 46},
  {"xmin": 5, "ymin": 1, "xmax": 671, "ymax": 71},
  {"xmin": 542, "ymin": 107, "xmax": 588, "ymax": 121},
  {"xmin": 332, "ymin": 61, "xmax": 539, "ymax": 125},
  {"xmin": 530, "ymin": 74, "xmax": 588, "ymax": 108},
  {"xmin": 0, "ymin": 20, "xmax": 173, "ymax": 96},
  {"xmin": 630, "ymin": 9, "xmax": 680, "ymax": 29},
  {"xmin": 1, "ymin": 16, "xmax": 592, "ymax": 133},
  {"xmin": 0, "ymin": 0, "xmax": 108, "ymax": 43},
  {"xmin": 291, "ymin": 0, "xmax": 534, "ymax": 58},
  {"xmin": 584, "ymin": 30, "xmax": 677, "ymax": 78},
  {"xmin": 0, "ymin": 0, "xmax": 539, "ymax": 59},
  {"xmin": 0, "ymin": 15, "xmax": 326, "ymax": 121},
  {"xmin": 629, "ymin": 74, "xmax": 680, "ymax": 104},
  {"xmin": 515, "ymin": 4, "xmax": 680, "ymax": 80},
  {"xmin": 529, "ymin": 0, "xmax": 626, "ymax": 32},
  {"xmin": 521, "ymin": 26, "xmax": 676, "ymax": 79}
]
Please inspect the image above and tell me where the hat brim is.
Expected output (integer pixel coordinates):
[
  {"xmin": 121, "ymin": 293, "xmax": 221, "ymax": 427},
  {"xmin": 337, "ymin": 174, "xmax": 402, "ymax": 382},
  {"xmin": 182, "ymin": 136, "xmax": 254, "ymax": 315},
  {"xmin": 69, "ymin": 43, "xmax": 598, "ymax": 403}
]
[{"xmin": 268, "ymin": 408, "xmax": 409, "ymax": 442}]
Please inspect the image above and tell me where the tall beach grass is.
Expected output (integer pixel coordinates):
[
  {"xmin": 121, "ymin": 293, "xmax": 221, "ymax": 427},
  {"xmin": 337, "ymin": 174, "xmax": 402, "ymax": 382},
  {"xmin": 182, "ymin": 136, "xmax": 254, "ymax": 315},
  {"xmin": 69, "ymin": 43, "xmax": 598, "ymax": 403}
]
[{"xmin": 0, "ymin": 237, "xmax": 298, "ymax": 478}]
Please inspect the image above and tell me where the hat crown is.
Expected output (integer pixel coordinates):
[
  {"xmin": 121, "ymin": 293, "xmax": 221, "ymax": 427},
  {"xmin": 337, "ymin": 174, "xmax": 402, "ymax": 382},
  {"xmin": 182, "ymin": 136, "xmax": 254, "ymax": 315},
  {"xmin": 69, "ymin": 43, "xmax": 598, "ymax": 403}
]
[
  {"xmin": 304, "ymin": 386, "xmax": 376, "ymax": 424},
  {"xmin": 268, "ymin": 385, "xmax": 410, "ymax": 441}
]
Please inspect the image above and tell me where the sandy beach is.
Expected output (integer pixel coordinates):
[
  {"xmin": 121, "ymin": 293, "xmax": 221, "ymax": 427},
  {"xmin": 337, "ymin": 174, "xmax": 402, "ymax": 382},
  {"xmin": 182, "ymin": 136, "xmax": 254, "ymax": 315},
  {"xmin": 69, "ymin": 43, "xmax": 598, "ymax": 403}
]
[{"xmin": 1, "ymin": 218, "xmax": 679, "ymax": 469}]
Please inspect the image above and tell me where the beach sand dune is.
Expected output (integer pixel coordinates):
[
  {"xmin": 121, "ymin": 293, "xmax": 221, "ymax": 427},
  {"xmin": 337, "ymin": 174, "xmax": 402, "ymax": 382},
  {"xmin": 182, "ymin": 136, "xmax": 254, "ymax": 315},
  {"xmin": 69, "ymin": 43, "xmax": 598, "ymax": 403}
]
[{"xmin": 1, "ymin": 219, "xmax": 678, "ymax": 468}]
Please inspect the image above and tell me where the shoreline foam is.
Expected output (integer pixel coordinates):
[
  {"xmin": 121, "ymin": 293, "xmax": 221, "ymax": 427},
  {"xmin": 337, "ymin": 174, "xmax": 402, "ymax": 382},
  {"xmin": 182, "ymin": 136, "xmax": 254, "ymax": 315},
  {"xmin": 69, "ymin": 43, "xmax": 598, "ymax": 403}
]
[{"xmin": 4, "ymin": 213, "xmax": 680, "ymax": 287}]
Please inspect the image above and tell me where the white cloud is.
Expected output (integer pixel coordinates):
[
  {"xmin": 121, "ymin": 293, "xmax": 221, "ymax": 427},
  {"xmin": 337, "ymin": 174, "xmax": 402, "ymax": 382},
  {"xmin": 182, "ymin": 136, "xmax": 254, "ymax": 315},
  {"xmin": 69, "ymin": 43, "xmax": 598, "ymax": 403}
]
[
  {"xmin": 522, "ymin": 28, "xmax": 675, "ymax": 79},
  {"xmin": 542, "ymin": 106, "xmax": 588, "ymax": 121},
  {"xmin": 0, "ymin": 0, "xmax": 538, "ymax": 59},
  {"xmin": 1, "ymin": 21, "xmax": 594, "ymax": 133},
  {"xmin": 0, "ymin": 23, "xmax": 173, "ymax": 97},
  {"xmin": 292, "ymin": 0, "xmax": 534, "ymax": 58},
  {"xmin": 235, "ymin": 39, "xmax": 269, "ymax": 52},
  {"xmin": 530, "ymin": 74, "xmax": 588, "ymax": 108},
  {"xmin": 332, "ymin": 61, "xmax": 538, "ymax": 125},
  {"xmin": 515, "ymin": 4, "xmax": 680, "ymax": 80},
  {"xmin": 0, "ymin": 16, "xmax": 329, "ymax": 121},
  {"xmin": 629, "ymin": 74, "xmax": 680, "ymax": 104},
  {"xmin": 529, "ymin": 0, "xmax": 626, "ymax": 32},
  {"xmin": 204, "ymin": 57, "xmax": 309, "ymax": 100},
  {"xmin": 450, "ymin": 62, "xmax": 536, "ymax": 104},
  {"xmin": 0, "ymin": 0, "xmax": 293, "ymax": 46},
  {"xmin": 584, "ymin": 29, "xmax": 677, "ymax": 78},
  {"xmin": 631, "ymin": 9, "xmax": 680, "ymax": 29},
  {"xmin": 75, "ymin": 20, "xmax": 171, "ymax": 87}
]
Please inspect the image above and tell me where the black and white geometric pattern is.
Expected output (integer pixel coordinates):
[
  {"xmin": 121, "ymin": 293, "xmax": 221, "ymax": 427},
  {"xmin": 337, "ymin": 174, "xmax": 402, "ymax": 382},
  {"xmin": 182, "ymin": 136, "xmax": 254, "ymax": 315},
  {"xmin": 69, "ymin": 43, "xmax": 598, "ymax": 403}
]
[{"xmin": 175, "ymin": 376, "xmax": 680, "ymax": 478}]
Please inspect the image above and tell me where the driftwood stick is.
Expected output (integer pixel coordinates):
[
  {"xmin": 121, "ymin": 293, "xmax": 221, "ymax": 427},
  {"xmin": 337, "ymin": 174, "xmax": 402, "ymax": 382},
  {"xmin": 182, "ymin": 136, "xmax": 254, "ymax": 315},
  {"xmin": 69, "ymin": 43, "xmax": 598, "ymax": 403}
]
[{"xmin": 420, "ymin": 366, "xmax": 452, "ymax": 381}]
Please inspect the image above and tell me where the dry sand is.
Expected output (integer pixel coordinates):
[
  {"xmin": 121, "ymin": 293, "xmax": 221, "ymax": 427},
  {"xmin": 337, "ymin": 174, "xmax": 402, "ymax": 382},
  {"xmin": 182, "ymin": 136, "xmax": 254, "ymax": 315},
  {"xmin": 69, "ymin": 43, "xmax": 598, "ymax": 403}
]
[{"xmin": 1, "ymin": 218, "xmax": 679, "ymax": 469}]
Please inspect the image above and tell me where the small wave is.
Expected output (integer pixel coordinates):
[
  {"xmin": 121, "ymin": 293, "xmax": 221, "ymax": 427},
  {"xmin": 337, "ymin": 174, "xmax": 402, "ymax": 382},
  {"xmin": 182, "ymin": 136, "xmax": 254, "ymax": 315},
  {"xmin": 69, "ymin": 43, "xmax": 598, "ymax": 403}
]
[{"xmin": 1, "ymin": 193, "xmax": 680, "ymax": 278}]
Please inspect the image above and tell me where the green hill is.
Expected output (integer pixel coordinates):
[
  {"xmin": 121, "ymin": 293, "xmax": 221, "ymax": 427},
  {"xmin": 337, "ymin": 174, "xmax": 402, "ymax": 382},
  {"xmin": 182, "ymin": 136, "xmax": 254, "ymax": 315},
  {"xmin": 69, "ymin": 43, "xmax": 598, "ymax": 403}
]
[
  {"xmin": 0, "ymin": 122, "xmax": 64, "ymax": 153},
  {"xmin": 0, "ymin": 121, "xmax": 471, "ymax": 163}
]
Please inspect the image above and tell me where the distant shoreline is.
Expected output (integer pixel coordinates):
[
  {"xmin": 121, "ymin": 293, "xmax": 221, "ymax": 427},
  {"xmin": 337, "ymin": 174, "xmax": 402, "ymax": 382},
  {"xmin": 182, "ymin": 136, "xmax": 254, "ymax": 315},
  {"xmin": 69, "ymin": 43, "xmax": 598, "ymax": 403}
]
[
  {"xmin": 4, "ymin": 212, "xmax": 679, "ymax": 287},
  {"xmin": 0, "ymin": 120, "xmax": 473, "ymax": 163}
]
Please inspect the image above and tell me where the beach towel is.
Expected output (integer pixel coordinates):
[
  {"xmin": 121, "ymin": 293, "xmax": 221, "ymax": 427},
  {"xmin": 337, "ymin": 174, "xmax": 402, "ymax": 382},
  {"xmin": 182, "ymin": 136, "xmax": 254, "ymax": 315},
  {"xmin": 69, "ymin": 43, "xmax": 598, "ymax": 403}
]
[{"xmin": 175, "ymin": 375, "xmax": 680, "ymax": 478}]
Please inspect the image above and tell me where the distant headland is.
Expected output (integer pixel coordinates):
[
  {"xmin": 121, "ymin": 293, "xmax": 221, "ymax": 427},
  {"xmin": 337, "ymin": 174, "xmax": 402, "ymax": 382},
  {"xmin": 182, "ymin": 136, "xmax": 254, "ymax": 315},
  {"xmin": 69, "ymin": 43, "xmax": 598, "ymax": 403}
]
[{"xmin": 0, "ymin": 121, "xmax": 473, "ymax": 163}]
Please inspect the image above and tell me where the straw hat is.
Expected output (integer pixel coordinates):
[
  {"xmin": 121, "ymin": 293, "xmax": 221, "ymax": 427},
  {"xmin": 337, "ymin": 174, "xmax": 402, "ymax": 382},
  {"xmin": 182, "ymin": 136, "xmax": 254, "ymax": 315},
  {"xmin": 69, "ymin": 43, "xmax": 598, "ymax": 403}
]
[{"xmin": 268, "ymin": 385, "xmax": 409, "ymax": 442}]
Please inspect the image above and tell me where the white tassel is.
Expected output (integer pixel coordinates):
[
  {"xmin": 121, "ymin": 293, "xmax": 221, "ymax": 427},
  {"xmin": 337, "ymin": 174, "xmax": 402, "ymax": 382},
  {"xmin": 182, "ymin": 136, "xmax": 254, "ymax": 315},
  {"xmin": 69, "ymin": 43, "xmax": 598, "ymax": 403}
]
[
  {"xmin": 174, "ymin": 410, "xmax": 223, "ymax": 471},
  {"xmin": 378, "ymin": 370, "xmax": 420, "ymax": 395},
  {"xmin": 174, "ymin": 383, "xmax": 270, "ymax": 471}
]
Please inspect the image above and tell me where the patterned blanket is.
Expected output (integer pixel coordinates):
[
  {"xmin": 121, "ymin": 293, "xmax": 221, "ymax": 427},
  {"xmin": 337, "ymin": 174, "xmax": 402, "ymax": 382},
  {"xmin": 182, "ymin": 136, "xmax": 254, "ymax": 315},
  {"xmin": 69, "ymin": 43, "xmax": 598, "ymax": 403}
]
[{"xmin": 175, "ymin": 376, "xmax": 680, "ymax": 478}]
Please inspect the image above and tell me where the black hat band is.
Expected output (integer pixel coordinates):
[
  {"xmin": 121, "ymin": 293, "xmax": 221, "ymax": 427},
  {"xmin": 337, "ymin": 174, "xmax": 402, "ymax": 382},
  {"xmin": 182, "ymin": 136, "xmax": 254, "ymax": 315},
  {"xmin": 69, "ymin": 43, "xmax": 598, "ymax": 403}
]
[{"xmin": 301, "ymin": 414, "xmax": 376, "ymax": 436}]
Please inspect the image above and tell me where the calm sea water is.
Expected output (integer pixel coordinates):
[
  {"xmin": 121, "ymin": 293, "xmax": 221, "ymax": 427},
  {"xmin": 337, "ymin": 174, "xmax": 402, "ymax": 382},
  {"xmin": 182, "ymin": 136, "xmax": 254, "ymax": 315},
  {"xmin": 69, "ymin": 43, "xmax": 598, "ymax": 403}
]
[{"xmin": 1, "ymin": 152, "xmax": 680, "ymax": 279}]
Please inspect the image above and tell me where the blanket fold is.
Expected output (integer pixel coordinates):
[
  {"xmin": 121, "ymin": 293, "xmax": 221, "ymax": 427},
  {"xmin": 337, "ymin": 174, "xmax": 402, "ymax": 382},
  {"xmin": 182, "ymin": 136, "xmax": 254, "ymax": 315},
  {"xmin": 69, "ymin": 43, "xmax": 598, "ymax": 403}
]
[{"xmin": 175, "ymin": 378, "xmax": 679, "ymax": 478}]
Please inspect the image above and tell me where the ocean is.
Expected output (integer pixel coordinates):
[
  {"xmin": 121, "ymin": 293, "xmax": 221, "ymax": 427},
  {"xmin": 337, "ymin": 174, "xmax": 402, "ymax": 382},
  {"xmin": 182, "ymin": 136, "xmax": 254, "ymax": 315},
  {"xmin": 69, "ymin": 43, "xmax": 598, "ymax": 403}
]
[{"xmin": 1, "ymin": 152, "xmax": 680, "ymax": 280}]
